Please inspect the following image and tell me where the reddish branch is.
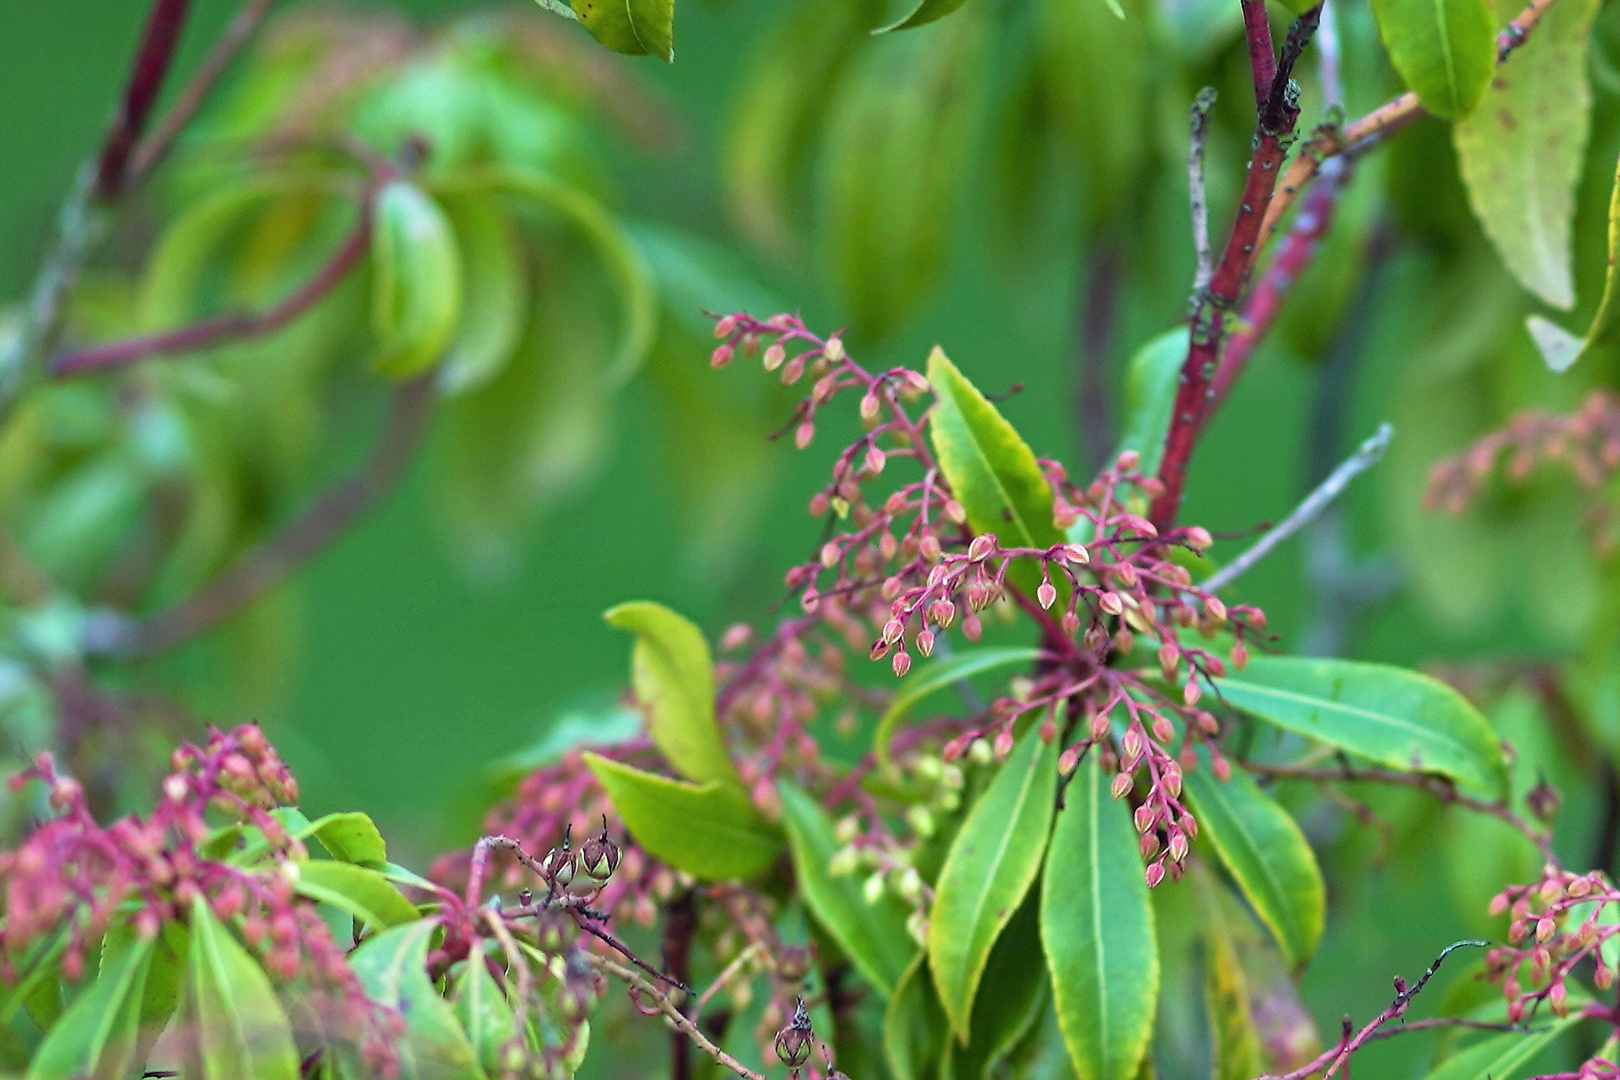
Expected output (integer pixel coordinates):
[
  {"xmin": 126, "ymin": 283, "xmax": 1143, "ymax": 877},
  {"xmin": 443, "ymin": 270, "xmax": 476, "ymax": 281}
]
[
  {"xmin": 1149, "ymin": 5, "xmax": 1323, "ymax": 528},
  {"xmin": 50, "ymin": 209, "xmax": 373, "ymax": 377},
  {"xmin": 90, "ymin": 375, "xmax": 435, "ymax": 657},
  {"xmin": 1240, "ymin": 0, "xmax": 1278, "ymax": 108},
  {"xmin": 94, "ymin": 0, "xmax": 195, "ymax": 199}
]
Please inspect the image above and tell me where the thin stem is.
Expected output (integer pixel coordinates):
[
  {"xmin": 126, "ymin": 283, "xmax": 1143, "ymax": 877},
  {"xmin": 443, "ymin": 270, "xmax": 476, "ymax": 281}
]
[
  {"xmin": 1201, "ymin": 422, "xmax": 1391, "ymax": 593},
  {"xmin": 87, "ymin": 376, "xmax": 435, "ymax": 657},
  {"xmin": 586, "ymin": 954, "xmax": 767, "ymax": 1080},
  {"xmin": 50, "ymin": 208, "xmax": 372, "ymax": 378},
  {"xmin": 127, "ymin": 0, "xmax": 280, "ymax": 184},
  {"xmin": 1240, "ymin": 0, "xmax": 1278, "ymax": 108},
  {"xmin": 1189, "ymin": 88, "xmax": 1218, "ymax": 292},
  {"xmin": 1260, "ymin": 0, "xmax": 1562, "ymax": 239},
  {"xmin": 94, "ymin": 0, "xmax": 195, "ymax": 199}
]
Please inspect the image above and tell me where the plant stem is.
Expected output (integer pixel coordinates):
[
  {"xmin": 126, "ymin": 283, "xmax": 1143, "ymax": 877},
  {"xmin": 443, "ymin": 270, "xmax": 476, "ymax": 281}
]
[
  {"xmin": 86, "ymin": 376, "xmax": 435, "ymax": 657},
  {"xmin": 1188, "ymin": 89, "xmax": 1218, "ymax": 293},
  {"xmin": 586, "ymin": 954, "xmax": 767, "ymax": 1080},
  {"xmin": 94, "ymin": 0, "xmax": 195, "ymax": 200},
  {"xmin": 1240, "ymin": 0, "xmax": 1278, "ymax": 108},
  {"xmin": 1149, "ymin": 5, "xmax": 1323, "ymax": 529}
]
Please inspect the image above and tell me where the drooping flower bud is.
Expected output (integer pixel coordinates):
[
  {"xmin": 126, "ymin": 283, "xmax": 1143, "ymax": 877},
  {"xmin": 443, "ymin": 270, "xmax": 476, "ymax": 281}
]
[
  {"xmin": 578, "ymin": 816, "xmax": 622, "ymax": 885},
  {"xmin": 775, "ymin": 998, "xmax": 815, "ymax": 1068}
]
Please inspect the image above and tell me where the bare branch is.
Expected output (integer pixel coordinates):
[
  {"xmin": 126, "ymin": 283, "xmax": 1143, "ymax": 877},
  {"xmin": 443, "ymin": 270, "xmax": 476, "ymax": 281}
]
[
  {"xmin": 1202, "ymin": 422, "xmax": 1391, "ymax": 594},
  {"xmin": 586, "ymin": 953, "xmax": 768, "ymax": 1080}
]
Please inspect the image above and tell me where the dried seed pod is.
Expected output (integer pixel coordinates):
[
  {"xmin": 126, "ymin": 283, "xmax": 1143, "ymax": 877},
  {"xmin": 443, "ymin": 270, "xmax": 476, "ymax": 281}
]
[{"xmin": 774, "ymin": 997, "xmax": 814, "ymax": 1068}]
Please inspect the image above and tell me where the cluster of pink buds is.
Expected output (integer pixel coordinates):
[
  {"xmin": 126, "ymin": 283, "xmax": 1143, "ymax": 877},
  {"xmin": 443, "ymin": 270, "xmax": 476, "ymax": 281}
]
[
  {"xmin": 1485, "ymin": 864, "xmax": 1620, "ymax": 1021},
  {"xmin": 0, "ymin": 725, "xmax": 396, "ymax": 1073},
  {"xmin": 1428, "ymin": 389, "xmax": 1620, "ymax": 551}
]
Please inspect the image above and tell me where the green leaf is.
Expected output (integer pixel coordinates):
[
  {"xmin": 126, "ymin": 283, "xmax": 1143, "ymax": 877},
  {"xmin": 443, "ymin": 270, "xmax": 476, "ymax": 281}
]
[
  {"xmin": 348, "ymin": 921, "xmax": 486, "ymax": 1080},
  {"xmin": 1454, "ymin": 0, "xmax": 1598, "ymax": 308},
  {"xmin": 438, "ymin": 194, "xmax": 528, "ymax": 395},
  {"xmin": 927, "ymin": 346, "xmax": 1063, "ymax": 591},
  {"xmin": 584, "ymin": 753, "xmax": 781, "ymax": 880},
  {"xmin": 1212, "ymin": 656, "xmax": 1508, "ymax": 798},
  {"xmin": 1370, "ymin": 0, "xmax": 1496, "ymax": 118},
  {"xmin": 453, "ymin": 942, "xmax": 520, "ymax": 1074},
  {"xmin": 566, "ymin": 0, "xmax": 674, "ymax": 60},
  {"xmin": 1417, "ymin": 1010, "xmax": 1583, "ymax": 1079},
  {"xmin": 953, "ymin": 893, "xmax": 1050, "ymax": 1078},
  {"xmin": 184, "ymin": 899, "xmax": 300, "ymax": 1080},
  {"xmin": 883, "ymin": 954, "xmax": 948, "ymax": 1080},
  {"xmin": 1527, "ymin": 150, "xmax": 1620, "ymax": 372},
  {"xmin": 930, "ymin": 722, "xmax": 1059, "ymax": 1038},
  {"xmin": 301, "ymin": 811, "xmax": 390, "ymax": 867},
  {"xmin": 1183, "ymin": 753, "xmax": 1325, "ymax": 966},
  {"xmin": 778, "ymin": 781, "xmax": 915, "ymax": 996},
  {"xmin": 1201, "ymin": 894, "xmax": 1265, "ymax": 1080},
  {"xmin": 370, "ymin": 180, "xmax": 464, "ymax": 378},
  {"xmin": 102, "ymin": 923, "xmax": 187, "ymax": 1074},
  {"xmin": 25, "ymin": 935, "xmax": 153, "ymax": 1080},
  {"xmin": 1114, "ymin": 329, "xmax": 1185, "ymax": 478},
  {"xmin": 1041, "ymin": 755, "xmax": 1157, "ymax": 1080},
  {"xmin": 877, "ymin": 0, "xmax": 971, "ymax": 32},
  {"xmin": 296, "ymin": 860, "xmax": 420, "ymax": 929},
  {"xmin": 873, "ymin": 647, "xmax": 1043, "ymax": 773},
  {"xmin": 604, "ymin": 601, "xmax": 739, "ymax": 787}
]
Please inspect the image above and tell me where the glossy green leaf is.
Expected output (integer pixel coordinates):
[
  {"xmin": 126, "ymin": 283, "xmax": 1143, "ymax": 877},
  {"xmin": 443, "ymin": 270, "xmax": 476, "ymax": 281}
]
[
  {"xmin": 604, "ymin": 601, "xmax": 738, "ymax": 787},
  {"xmin": 874, "ymin": 647, "xmax": 1043, "ymax": 773},
  {"xmin": 185, "ymin": 899, "xmax": 300, "ymax": 1080},
  {"xmin": 927, "ymin": 346, "xmax": 1063, "ymax": 577},
  {"xmin": 883, "ymin": 954, "xmax": 948, "ymax": 1080},
  {"xmin": 25, "ymin": 935, "xmax": 153, "ymax": 1080},
  {"xmin": 1184, "ymin": 754, "xmax": 1325, "ymax": 966},
  {"xmin": 878, "ymin": 0, "xmax": 970, "ymax": 32},
  {"xmin": 1042, "ymin": 755, "xmax": 1157, "ymax": 1080},
  {"xmin": 1527, "ymin": 149, "xmax": 1620, "ymax": 372},
  {"xmin": 567, "ymin": 0, "xmax": 674, "ymax": 60},
  {"xmin": 438, "ymin": 194, "xmax": 528, "ymax": 395},
  {"xmin": 1212, "ymin": 656, "xmax": 1508, "ymax": 798},
  {"xmin": 953, "ymin": 893, "xmax": 1050, "ymax": 1078},
  {"xmin": 1454, "ymin": 0, "xmax": 1598, "ymax": 309},
  {"xmin": 301, "ymin": 811, "xmax": 390, "ymax": 867},
  {"xmin": 778, "ymin": 781, "xmax": 914, "ymax": 995},
  {"xmin": 348, "ymin": 921, "xmax": 486, "ymax": 1080},
  {"xmin": 296, "ymin": 860, "xmax": 420, "ymax": 929},
  {"xmin": 1370, "ymin": 0, "xmax": 1495, "ymax": 118},
  {"xmin": 370, "ymin": 180, "xmax": 464, "ymax": 378},
  {"xmin": 1418, "ymin": 1009, "xmax": 1583, "ymax": 1079},
  {"xmin": 453, "ymin": 942, "xmax": 520, "ymax": 1074},
  {"xmin": 1114, "ymin": 329, "xmax": 1185, "ymax": 478},
  {"xmin": 584, "ymin": 753, "xmax": 780, "ymax": 880},
  {"xmin": 931, "ymin": 722, "xmax": 1059, "ymax": 1037}
]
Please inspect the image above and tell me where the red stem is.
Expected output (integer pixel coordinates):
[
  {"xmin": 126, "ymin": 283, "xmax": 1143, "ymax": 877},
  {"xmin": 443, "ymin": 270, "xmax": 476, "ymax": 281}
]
[
  {"xmin": 1241, "ymin": 0, "xmax": 1277, "ymax": 109},
  {"xmin": 95, "ymin": 0, "xmax": 195, "ymax": 200}
]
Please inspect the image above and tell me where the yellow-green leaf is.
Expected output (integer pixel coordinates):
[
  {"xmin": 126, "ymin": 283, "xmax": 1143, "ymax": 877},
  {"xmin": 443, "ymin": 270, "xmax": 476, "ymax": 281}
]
[
  {"xmin": 438, "ymin": 194, "xmax": 527, "ymax": 395},
  {"xmin": 584, "ymin": 753, "xmax": 780, "ymax": 881},
  {"xmin": 25, "ymin": 936, "xmax": 154, "ymax": 1080},
  {"xmin": 295, "ymin": 860, "xmax": 420, "ymax": 929},
  {"xmin": 1370, "ymin": 0, "xmax": 1495, "ymax": 118},
  {"xmin": 370, "ymin": 180, "xmax": 463, "ymax": 378},
  {"xmin": 567, "ymin": 0, "xmax": 674, "ymax": 60},
  {"xmin": 348, "ymin": 920, "xmax": 486, "ymax": 1080},
  {"xmin": 931, "ymin": 722, "xmax": 1059, "ymax": 1038},
  {"xmin": 1041, "ymin": 755, "xmax": 1157, "ymax": 1080},
  {"xmin": 1527, "ymin": 150, "xmax": 1620, "ymax": 372},
  {"xmin": 184, "ymin": 899, "xmax": 300, "ymax": 1080},
  {"xmin": 604, "ymin": 600, "xmax": 739, "ymax": 787}
]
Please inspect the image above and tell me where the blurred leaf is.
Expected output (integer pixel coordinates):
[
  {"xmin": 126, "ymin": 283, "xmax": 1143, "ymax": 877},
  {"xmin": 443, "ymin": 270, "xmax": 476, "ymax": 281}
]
[
  {"xmin": 724, "ymin": 0, "xmax": 878, "ymax": 252},
  {"xmin": 820, "ymin": 18, "xmax": 987, "ymax": 336},
  {"xmin": 102, "ymin": 923, "xmax": 186, "ymax": 1074},
  {"xmin": 1114, "ymin": 328, "xmax": 1185, "ymax": 477},
  {"xmin": 604, "ymin": 600, "xmax": 739, "ymax": 787},
  {"xmin": 1041, "ymin": 754, "xmax": 1157, "ymax": 1080},
  {"xmin": 1184, "ymin": 753, "xmax": 1325, "ymax": 966},
  {"xmin": 452, "ymin": 942, "xmax": 520, "ymax": 1074},
  {"xmin": 584, "ymin": 752, "xmax": 781, "ymax": 880},
  {"xmin": 348, "ymin": 921, "xmax": 487, "ymax": 1080},
  {"xmin": 1528, "ymin": 149, "xmax": 1620, "ymax": 372},
  {"xmin": 1417, "ymin": 1010, "xmax": 1583, "ymax": 1079},
  {"xmin": 184, "ymin": 898, "xmax": 300, "ymax": 1080},
  {"xmin": 778, "ymin": 781, "xmax": 915, "ymax": 996},
  {"xmin": 370, "ymin": 180, "xmax": 464, "ymax": 378},
  {"xmin": 1193, "ymin": 874, "xmax": 1264, "ymax": 1080},
  {"xmin": 630, "ymin": 223, "xmax": 782, "ymax": 336},
  {"xmin": 930, "ymin": 721, "xmax": 1059, "ymax": 1038},
  {"xmin": 873, "ymin": 647, "xmax": 1043, "ymax": 773},
  {"xmin": 438, "ymin": 194, "xmax": 528, "ymax": 395},
  {"xmin": 1370, "ymin": 0, "xmax": 1495, "ymax": 117},
  {"xmin": 878, "ymin": 0, "xmax": 971, "ymax": 33},
  {"xmin": 296, "ymin": 861, "xmax": 420, "ymax": 929},
  {"xmin": 25, "ymin": 935, "xmax": 153, "ymax": 1080},
  {"xmin": 300, "ymin": 811, "xmax": 390, "ymax": 868},
  {"xmin": 1212, "ymin": 656, "xmax": 1509, "ymax": 798},
  {"xmin": 492, "ymin": 698, "xmax": 643, "ymax": 783},
  {"xmin": 927, "ymin": 346, "xmax": 1063, "ymax": 594},
  {"xmin": 567, "ymin": 0, "xmax": 674, "ymax": 61},
  {"xmin": 1454, "ymin": 0, "xmax": 1598, "ymax": 309},
  {"xmin": 883, "ymin": 953, "xmax": 947, "ymax": 1080}
]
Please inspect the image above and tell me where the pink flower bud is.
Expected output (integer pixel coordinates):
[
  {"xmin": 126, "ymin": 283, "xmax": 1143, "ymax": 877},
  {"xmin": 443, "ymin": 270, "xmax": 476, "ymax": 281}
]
[
  {"xmin": 1117, "ymin": 449, "xmax": 1141, "ymax": 471},
  {"xmin": 993, "ymin": 728, "xmax": 1015, "ymax": 759},
  {"xmin": 892, "ymin": 651, "xmax": 912, "ymax": 678},
  {"xmin": 917, "ymin": 630, "xmax": 936, "ymax": 657},
  {"xmin": 1111, "ymin": 772, "xmax": 1133, "ymax": 799},
  {"xmin": 867, "ymin": 445, "xmax": 887, "ymax": 474},
  {"xmin": 1059, "ymin": 746, "xmax": 1082, "ymax": 775},
  {"xmin": 968, "ymin": 534, "xmax": 996, "ymax": 562},
  {"xmin": 962, "ymin": 615, "xmax": 982, "ymax": 642},
  {"xmin": 711, "ymin": 344, "xmax": 734, "ymax": 368},
  {"xmin": 763, "ymin": 343, "xmax": 787, "ymax": 370},
  {"xmin": 823, "ymin": 337, "xmax": 846, "ymax": 362},
  {"xmin": 1037, "ymin": 579, "xmax": 1057, "ymax": 610},
  {"xmin": 860, "ymin": 391, "xmax": 881, "ymax": 423},
  {"xmin": 1145, "ymin": 861, "xmax": 1166, "ymax": 888},
  {"xmin": 714, "ymin": 315, "xmax": 738, "ymax": 338},
  {"xmin": 944, "ymin": 499, "xmax": 967, "ymax": 525}
]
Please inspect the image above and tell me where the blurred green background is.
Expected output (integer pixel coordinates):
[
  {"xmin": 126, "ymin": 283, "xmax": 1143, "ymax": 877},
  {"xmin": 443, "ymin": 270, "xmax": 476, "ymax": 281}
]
[{"xmin": 4, "ymin": 1, "xmax": 1617, "ymax": 1072}]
